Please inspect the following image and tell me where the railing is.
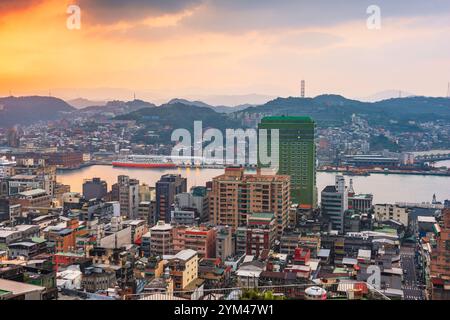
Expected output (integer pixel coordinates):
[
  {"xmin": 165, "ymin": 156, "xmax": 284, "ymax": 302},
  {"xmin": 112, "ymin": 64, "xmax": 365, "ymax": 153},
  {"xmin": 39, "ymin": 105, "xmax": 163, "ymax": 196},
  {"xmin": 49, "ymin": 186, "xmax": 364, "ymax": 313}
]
[{"xmin": 123, "ymin": 282, "xmax": 390, "ymax": 301}]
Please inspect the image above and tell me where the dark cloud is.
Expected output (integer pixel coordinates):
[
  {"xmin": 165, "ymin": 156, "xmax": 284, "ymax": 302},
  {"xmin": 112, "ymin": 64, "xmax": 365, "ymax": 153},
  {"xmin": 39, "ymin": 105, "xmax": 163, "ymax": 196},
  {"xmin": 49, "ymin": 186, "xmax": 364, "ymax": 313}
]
[
  {"xmin": 180, "ymin": 0, "xmax": 450, "ymax": 33},
  {"xmin": 78, "ymin": 0, "xmax": 203, "ymax": 23}
]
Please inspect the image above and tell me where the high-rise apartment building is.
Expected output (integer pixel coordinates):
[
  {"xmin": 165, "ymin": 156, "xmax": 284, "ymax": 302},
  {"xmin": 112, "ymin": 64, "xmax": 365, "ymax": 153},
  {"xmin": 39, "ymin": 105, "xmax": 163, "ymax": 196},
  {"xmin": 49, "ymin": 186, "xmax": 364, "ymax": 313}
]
[
  {"xmin": 150, "ymin": 221, "xmax": 174, "ymax": 256},
  {"xmin": 138, "ymin": 201, "xmax": 156, "ymax": 225},
  {"xmin": 258, "ymin": 116, "xmax": 317, "ymax": 208},
  {"xmin": 155, "ymin": 174, "xmax": 187, "ymax": 223},
  {"xmin": 211, "ymin": 167, "xmax": 290, "ymax": 236},
  {"xmin": 82, "ymin": 177, "xmax": 108, "ymax": 200},
  {"xmin": 117, "ymin": 175, "xmax": 139, "ymax": 219},
  {"xmin": 321, "ymin": 175, "xmax": 348, "ymax": 234}
]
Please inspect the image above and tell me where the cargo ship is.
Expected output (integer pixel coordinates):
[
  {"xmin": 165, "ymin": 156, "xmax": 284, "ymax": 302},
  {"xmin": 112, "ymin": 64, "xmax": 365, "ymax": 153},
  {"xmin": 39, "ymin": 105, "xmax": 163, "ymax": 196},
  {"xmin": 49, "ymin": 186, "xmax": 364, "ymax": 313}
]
[{"xmin": 112, "ymin": 155, "xmax": 177, "ymax": 169}]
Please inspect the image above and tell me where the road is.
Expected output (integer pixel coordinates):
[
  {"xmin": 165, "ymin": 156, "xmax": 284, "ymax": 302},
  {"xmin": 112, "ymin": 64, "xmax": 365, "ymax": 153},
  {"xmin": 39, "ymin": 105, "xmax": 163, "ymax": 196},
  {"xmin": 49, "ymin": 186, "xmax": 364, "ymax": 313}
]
[{"xmin": 400, "ymin": 247, "xmax": 424, "ymax": 300}]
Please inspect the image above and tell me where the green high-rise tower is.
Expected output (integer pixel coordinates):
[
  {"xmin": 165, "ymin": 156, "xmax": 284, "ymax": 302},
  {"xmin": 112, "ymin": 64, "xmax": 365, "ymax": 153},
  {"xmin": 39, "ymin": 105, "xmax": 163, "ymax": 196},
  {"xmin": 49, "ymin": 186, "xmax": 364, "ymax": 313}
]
[{"xmin": 258, "ymin": 116, "xmax": 317, "ymax": 208}]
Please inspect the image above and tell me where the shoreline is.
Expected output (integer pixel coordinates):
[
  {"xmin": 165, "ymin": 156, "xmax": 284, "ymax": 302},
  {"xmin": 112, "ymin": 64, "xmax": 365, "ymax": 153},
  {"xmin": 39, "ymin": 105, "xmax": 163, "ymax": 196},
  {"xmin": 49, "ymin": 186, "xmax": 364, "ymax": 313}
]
[{"xmin": 57, "ymin": 162, "xmax": 450, "ymax": 177}]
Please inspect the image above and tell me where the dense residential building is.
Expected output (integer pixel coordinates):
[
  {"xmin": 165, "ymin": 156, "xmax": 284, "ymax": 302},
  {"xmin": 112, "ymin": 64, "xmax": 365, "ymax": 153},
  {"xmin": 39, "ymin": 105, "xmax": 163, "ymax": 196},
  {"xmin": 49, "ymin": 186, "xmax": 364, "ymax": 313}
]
[
  {"xmin": 174, "ymin": 187, "xmax": 209, "ymax": 223},
  {"xmin": 258, "ymin": 116, "xmax": 317, "ymax": 209},
  {"xmin": 155, "ymin": 175, "xmax": 187, "ymax": 223},
  {"xmin": 141, "ymin": 232, "xmax": 152, "ymax": 258},
  {"xmin": 117, "ymin": 175, "xmax": 139, "ymax": 219},
  {"xmin": 349, "ymin": 194, "xmax": 373, "ymax": 213},
  {"xmin": 81, "ymin": 266, "xmax": 117, "ymax": 293},
  {"xmin": 211, "ymin": 167, "xmax": 290, "ymax": 236},
  {"xmin": 171, "ymin": 207, "xmax": 198, "ymax": 226},
  {"xmin": 82, "ymin": 178, "xmax": 108, "ymax": 200},
  {"xmin": 122, "ymin": 220, "xmax": 148, "ymax": 243},
  {"xmin": 0, "ymin": 197, "xmax": 12, "ymax": 222},
  {"xmin": 11, "ymin": 189, "xmax": 52, "ymax": 210},
  {"xmin": 138, "ymin": 184, "xmax": 155, "ymax": 203},
  {"xmin": 0, "ymin": 157, "xmax": 16, "ymax": 179},
  {"xmin": 280, "ymin": 232, "xmax": 302, "ymax": 255},
  {"xmin": 150, "ymin": 221, "xmax": 173, "ymax": 256},
  {"xmin": 173, "ymin": 226, "xmax": 217, "ymax": 259},
  {"xmin": 374, "ymin": 204, "xmax": 410, "ymax": 226},
  {"xmin": 138, "ymin": 201, "xmax": 155, "ymax": 225},
  {"xmin": 8, "ymin": 241, "xmax": 47, "ymax": 259},
  {"xmin": 165, "ymin": 249, "xmax": 199, "ymax": 291},
  {"xmin": 45, "ymin": 152, "xmax": 84, "ymax": 169},
  {"xmin": 0, "ymin": 278, "xmax": 45, "ymax": 300},
  {"xmin": 298, "ymin": 236, "xmax": 321, "ymax": 258},
  {"xmin": 236, "ymin": 212, "xmax": 277, "ymax": 256},
  {"xmin": 430, "ymin": 209, "xmax": 450, "ymax": 300},
  {"xmin": 216, "ymin": 226, "xmax": 234, "ymax": 261},
  {"xmin": 321, "ymin": 175, "xmax": 348, "ymax": 234},
  {"xmin": 46, "ymin": 219, "xmax": 81, "ymax": 252},
  {"xmin": 0, "ymin": 225, "xmax": 40, "ymax": 250},
  {"xmin": 8, "ymin": 160, "xmax": 57, "ymax": 196}
]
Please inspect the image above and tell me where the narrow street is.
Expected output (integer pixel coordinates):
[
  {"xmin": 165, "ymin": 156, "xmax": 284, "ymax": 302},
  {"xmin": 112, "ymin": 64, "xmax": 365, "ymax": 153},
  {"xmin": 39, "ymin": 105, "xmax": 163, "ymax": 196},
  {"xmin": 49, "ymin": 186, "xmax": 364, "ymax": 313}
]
[{"xmin": 400, "ymin": 247, "xmax": 424, "ymax": 300}]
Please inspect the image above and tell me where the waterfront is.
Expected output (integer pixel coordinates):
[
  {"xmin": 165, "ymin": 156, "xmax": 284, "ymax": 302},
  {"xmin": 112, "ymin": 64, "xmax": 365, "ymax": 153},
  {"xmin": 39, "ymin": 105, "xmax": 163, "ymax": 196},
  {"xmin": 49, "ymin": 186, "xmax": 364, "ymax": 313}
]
[
  {"xmin": 58, "ymin": 165, "xmax": 450, "ymax": 204},
  {"xmin": 435, "ymin": 160, "xmax": 450, "ymax": 168}
]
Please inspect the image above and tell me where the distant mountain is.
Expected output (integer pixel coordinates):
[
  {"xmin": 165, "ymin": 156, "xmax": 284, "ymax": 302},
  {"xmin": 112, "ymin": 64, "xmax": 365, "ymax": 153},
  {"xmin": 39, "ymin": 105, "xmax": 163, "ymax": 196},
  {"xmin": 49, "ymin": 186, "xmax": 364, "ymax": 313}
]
[
  {"xmin": 168, "ymin": 98, "xmax": 212, "ymax": 109},
  {"xmin": 115, "ymin": 102, "xmax": 241, "ymax": 144},
  {"xmin": 167, "ymin": 98, "xmax": 252, "ymax": 113},
  {"xmin": 0, "ymin": 96, "xmax": 75, "ymax": 127},
  {"xmin": 210, "ymin": 104, "xmax": 254, "ymax": 114},
  {"xmin": 76, "ymin": 99, "xmax": 156, "ymax": 116},
  {"xmin": 117, "ymin": 102, "xmax": 240, "ymax": 129},
  {"xmin": 189, "ymin": 94, "xmax": 276, "ymax": 107},
  {"xmin": 67, "ymin": 98, "xmax": 107, "ymax": 109},
  {"xmin": 359, "ymin": 90, "xmax": 416, "ymax": 102},
  {"xmin": 239, "ymin": 94, "xmax": 450, "ymax": 128}
]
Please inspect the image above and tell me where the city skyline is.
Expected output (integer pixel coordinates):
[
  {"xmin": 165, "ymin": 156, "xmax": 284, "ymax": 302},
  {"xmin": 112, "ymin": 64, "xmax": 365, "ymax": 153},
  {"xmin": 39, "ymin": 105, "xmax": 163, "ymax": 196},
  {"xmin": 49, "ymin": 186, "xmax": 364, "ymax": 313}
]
[
  {"xmin": 1, "ymin": 0, "xmax": 450, "ymax": 103},
  {"xmin": 0, "ymin": 0, "xmax": 449, "ymax": 304}
]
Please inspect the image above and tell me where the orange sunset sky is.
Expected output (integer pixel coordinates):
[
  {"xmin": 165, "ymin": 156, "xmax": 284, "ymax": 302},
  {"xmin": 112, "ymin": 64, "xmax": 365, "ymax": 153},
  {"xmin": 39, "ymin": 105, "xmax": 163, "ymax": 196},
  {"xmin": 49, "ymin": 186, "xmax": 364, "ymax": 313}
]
[{"xmin": 0, "ymin": 0, "xmax": 449, "ymax": 104}]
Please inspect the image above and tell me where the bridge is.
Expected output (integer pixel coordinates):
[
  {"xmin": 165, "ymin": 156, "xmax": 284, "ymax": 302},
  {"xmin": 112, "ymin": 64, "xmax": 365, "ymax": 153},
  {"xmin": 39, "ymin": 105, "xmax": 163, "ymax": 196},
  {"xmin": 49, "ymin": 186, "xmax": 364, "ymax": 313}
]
[{"xmin": 412, "ymin": 151, "xmax": 450, "ymax": 164}]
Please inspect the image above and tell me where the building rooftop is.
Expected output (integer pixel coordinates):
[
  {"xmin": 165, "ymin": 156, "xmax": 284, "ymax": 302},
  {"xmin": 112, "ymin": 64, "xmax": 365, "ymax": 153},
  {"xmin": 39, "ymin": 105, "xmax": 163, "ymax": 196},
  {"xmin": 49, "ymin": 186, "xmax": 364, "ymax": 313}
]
[
  {"xmin": 0, "ymin": 279, "xmax": 45, "ymax": 297},
  {"xmin": 342, "ymin": 257, "xmax": 358, "ymax": 265},
  {"xmin": 123, "ymin": 220, "xmax": 146, "ymax": 226},
  {"xmin": 352, "ymin": 194, "xmax": 374, "ymax": 200},
  {"xmin": 322, "ymin": 185, "xmax": 337, "ymax": 193},
  {"xmin": 417, "ymin": 216, "xmax": 436, "ymax": 223},
  {"xmin": 9, "ymin": 241, "xmax": 36, "ymax": 248},
  {"xmin": 260, "ymin": 116, "xmax": 314, "ymax": 124},
  {"xmin": 173, "ymin": 249, "xmax": 197, "ymax": 261},
  {"xmin": 151, "ymin": 221, "xmax": 172, "ymax": 231},
  {"xmin": 357, "ymin": 249, "xmax": 372, "ymax": 260},
  {"xmin": 18, "ymin": 189, "xmax": 47, "ymax": 197},
  {"xmin": 10, "ymin": 175, "xmax": 38, "ymax": 180},
  {"xmin": 317, "ymin": 249, "xmax": 331, "ymax": 258}
]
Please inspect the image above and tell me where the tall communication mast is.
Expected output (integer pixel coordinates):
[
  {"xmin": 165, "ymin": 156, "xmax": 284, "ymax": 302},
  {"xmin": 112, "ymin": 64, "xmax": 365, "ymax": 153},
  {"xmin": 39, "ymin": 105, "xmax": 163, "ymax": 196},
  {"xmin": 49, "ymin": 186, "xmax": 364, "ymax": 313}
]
[{"xmin": 301, "ymin": 80, "xmax": 305, "ymax": 98}]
